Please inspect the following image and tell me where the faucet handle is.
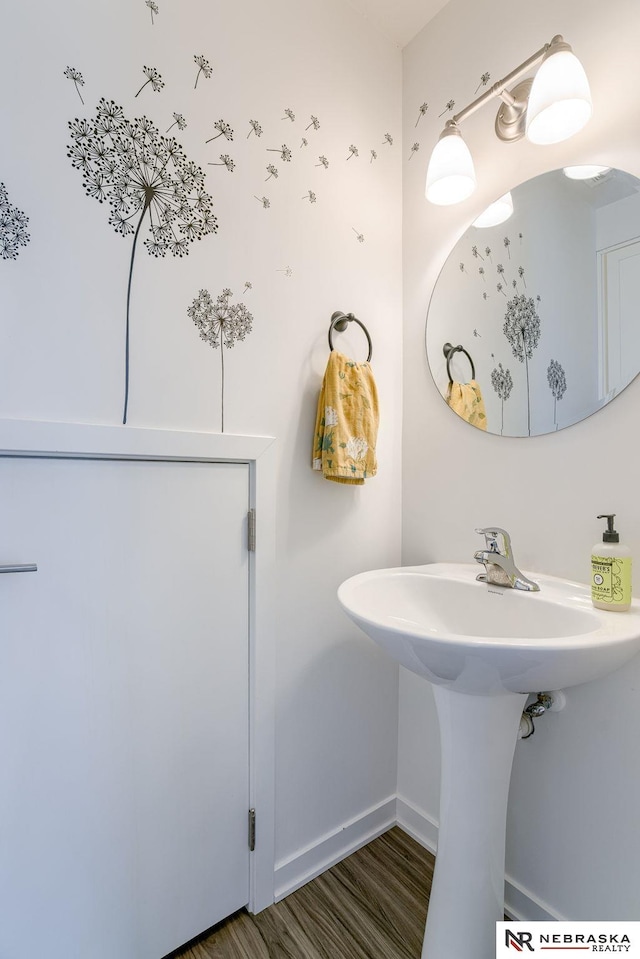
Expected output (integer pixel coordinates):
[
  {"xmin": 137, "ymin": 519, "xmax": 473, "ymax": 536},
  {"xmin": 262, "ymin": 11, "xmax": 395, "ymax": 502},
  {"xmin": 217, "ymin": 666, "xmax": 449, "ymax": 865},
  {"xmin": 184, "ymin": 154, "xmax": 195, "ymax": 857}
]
[{"xmin": 474, "ymin": 527, "xmax": 512, "ymax": 556}]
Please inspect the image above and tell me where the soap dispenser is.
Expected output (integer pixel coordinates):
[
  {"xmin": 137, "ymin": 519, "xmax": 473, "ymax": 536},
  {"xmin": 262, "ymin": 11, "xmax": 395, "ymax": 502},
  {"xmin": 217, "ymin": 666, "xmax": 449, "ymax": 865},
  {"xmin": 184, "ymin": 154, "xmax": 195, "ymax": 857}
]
[{"xmin": 591, "ymin": 514, "xmax": 632, "ymax": 611}]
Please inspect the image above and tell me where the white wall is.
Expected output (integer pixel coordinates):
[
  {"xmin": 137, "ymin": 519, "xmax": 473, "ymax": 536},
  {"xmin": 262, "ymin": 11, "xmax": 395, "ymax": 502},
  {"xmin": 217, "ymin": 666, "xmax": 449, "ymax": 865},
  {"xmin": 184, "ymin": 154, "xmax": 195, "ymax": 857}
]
[
  {"xmin": 402, "ymin": 0, "xmax": 640, "ymax": 921},
  {"xmin": 0, "ymin": 0, "xmax": 403, "ymax": 890}
]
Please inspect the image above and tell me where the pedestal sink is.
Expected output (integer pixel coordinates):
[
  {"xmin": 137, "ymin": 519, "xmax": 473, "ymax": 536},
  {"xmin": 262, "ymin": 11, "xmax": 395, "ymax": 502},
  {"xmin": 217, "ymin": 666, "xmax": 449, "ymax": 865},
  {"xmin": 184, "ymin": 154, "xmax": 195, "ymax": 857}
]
[{"xmin": 337, "ymin": 563, "xmax": 640, "ymax": 959}]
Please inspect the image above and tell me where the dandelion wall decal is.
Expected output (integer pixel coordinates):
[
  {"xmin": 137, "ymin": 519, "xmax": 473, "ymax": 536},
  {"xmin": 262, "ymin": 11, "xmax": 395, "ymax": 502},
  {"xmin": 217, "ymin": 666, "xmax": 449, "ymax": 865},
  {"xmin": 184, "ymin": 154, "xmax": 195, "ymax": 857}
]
[
  {"xmin": 518, "ymin": 266, "xmax": 526, "ymax": 288},
  {"xmin": 243, "ymin": 281, "xmax": 253, "ymax": 292},
  {"xmin": 134, "ymin": 66, "xmax": 164, "ymax": 97},
  {"xmin": 146, "ymin": 0, "xmax": 159, "ymax": 24},
  {"xmin": 193, "ymin": 55, "xmax": 213, "ymax": 88},
  {"xmin": 475, "ymin": 72, "xmax": 490, "ymax": 93},
  {"xmin": 265, "ymin": 164, "xmax": 278, "ymax": 180},
  {"xmin": 352, "ymin": 228, "xmax": 364, "ymax": 243},
  {"xmin": 491, "ymin": 362, "xmax": 513, "ymax": 435},
  {"xmin": 478, "ymin": 266, "xmax": 485, "ymax": 281},
  {"xmin": 370, "ymin": 150, "xmax": 378, "ymax": 163},
  {"xmin": 247, "ymin": 119, "xmax": 263, "ymax": 138},
  {"xmin": 503, "ymin": 236, "xmax": 511, "ymax": 258},
  {"xmin": 300, "ymin": 137, "xmax": 308, "ymax": 148},
  {"xmin": 497, "ymin": 282, "xmax": 505, "ymax": 296},
  {"xmin": 254, "ymin": 195, "xmax": 270, "ymax": 208},
  {"xmin": 497, "ymin": 263, "xmax": 505, "ymax": 278},
  {"xmin": 64, "ymin": 66, "xmax": 85, "ymax": 105},
  {"xmin": 483, "ymin": 292, "xmax": 489, "ymax": 300},
  {"xmin": 459, "ymin": 262, "xmax": 466, "ymax": 274},
  {"xmin": 316, "ymin": 156, "xmax": 329, "ymax": 169},
  {"xmin": 282, "ymin": 108, "xmax": 295, "ymax": 121},
  {"xmin": 439, "ymin": 99, "xmax": 455, "ymax": 116},
  {"xmin": 346, "ymin": 145, "xmax": 359, "ymax": 160},
  {"xmin": 187, "ymin": 287, "xmax": 254, "ymax": 432},
  {"xmin": 166, "ymin": 112, "xmax": 187, "ymax": 133},
  {"xmin": 266, "ymin": 144, "xmax": 291, "ymax": 162},
  {"xmin": 547, "ymin": 358, "xmax": 567, "ymax": 430},
  {"xmin": 302, "ymin": 190, "xmax": 317, "ymax": 203},
  {"xmin": 415, "ymin": 102, "xmax": 428, "ymax": 127},
  {"xmin": 485, "ymin": 246, "xmax": 492, "ymax": 261},
  {"xmin": 471, "ymin": 245, "xmax": 484, "ymax": 260},
  {"xmin": 382, "ymin": 133, "xmax": 393, "ymax": 146},
  {"xmin": 67, "ymin": 98, "xmax": 218, "ymax": 424},
  {"xmin": 305, "ymin": 116, "xmax": 320, "ymax": 131},
  {"xmin": 277, "ymin": 266, "xmax": 293, "ymax": 277},
  {"xmin": 209, "ymin": 154, "xmax": 235, "ymax": 172},
  {"xmin": 0, "ymin": 183, "xmax": 31, "ymax": 260},
  {"xmin": 408, "ymin": 142, "xmax": 420, "ymax": 160},
  {"xmin": 503, "ymin": 292, "xmax": 541, "ymax": 435},
  {"xmin": 206, "ymin": 120, "xmax": 233, "ymax": 143}
]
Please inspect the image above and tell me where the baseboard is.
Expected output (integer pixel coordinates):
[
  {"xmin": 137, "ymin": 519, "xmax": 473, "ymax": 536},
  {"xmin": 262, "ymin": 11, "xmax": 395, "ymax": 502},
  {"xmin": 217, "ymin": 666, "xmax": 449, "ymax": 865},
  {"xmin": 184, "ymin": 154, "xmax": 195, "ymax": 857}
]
[
  {"xmin": 395, "ymin": 793, "xmax": 563, "ymax": 923},
  {"xmin": 273, "ymin": 796, "xmax": 397, "ymax": 902}
]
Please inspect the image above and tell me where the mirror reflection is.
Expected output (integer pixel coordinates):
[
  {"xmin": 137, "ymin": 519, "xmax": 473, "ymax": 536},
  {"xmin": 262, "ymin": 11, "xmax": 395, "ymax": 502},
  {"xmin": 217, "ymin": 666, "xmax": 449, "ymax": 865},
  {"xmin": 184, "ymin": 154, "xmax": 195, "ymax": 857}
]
[{"xmin": 425, "ymin": 166, "xmax": 640, "ymax": 436}]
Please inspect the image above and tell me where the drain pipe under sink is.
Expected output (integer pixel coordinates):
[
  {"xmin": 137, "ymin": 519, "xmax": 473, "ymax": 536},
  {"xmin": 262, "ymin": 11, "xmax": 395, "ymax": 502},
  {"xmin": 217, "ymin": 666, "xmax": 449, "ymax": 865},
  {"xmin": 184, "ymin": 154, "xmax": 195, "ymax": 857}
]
[{"xmin": 518, "ymin": 690, "xmax": 567, "ymax": 739}]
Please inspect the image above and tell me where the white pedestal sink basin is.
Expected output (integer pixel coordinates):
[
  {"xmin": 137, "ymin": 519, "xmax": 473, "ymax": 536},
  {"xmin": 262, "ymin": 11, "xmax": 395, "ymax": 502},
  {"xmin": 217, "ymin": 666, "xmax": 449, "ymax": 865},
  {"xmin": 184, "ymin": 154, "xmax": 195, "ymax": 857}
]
[{"xmin": 338, "ymin": 563, "xmax": 640, "ymax": 959}]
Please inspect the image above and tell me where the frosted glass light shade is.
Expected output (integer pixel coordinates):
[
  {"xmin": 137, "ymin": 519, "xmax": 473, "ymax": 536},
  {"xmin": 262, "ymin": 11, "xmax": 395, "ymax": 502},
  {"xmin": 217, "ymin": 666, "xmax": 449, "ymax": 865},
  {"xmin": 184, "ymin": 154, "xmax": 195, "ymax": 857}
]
[
  {"xmin": 526, "ymin": 47, "xmax": 592, "ymax": 145},
  {"xmin": 563, "ymin": 165, "xmax": 611, "ymax": 179},
  {"xmin": 425, "ymin": 127, "xmax": 476, "ymax": 206},
  {"xmin": 472, "ymin": 192, "xmax": 514, "ymax": 228}
]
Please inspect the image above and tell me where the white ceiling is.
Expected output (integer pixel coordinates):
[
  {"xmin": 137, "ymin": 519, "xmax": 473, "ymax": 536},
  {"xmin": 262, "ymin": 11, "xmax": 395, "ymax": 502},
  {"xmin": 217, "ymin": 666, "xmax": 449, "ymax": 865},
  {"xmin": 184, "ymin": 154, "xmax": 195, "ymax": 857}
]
[{"xmin": 340, "ymin": 0, "xmax": 451, "ymax": 48}]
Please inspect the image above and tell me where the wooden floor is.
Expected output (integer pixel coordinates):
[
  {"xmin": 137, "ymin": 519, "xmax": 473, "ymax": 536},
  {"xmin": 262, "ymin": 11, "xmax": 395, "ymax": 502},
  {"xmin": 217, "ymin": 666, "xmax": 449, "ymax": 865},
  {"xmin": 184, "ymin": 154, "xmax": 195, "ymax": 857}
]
[{"xmin": 171, "ymin": 828, "xmax": 434, "ymax": 959}]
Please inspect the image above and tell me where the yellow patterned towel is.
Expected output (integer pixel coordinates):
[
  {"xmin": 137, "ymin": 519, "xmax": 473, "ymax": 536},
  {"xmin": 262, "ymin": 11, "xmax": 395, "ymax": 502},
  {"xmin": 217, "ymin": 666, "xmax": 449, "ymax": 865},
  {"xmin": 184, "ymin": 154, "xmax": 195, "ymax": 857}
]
[
  {"xmin": 446, "ymin": 380, "xmax": 487, "ymax": 430},
  {"xmin": 312, "ymin": 351, "xmax": 379, "ymax": 484}
]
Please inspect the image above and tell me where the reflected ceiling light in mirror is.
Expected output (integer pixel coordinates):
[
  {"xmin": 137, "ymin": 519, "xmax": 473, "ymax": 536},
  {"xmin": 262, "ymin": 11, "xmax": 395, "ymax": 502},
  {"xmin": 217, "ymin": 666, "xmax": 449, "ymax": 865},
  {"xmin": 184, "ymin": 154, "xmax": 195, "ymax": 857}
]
[
  {"xmin": 425, "ymin": 35, "xmax": 591, "ymax": 206},
  {"xmin": 425, "ymin": 123, "xmax": 476, "ymax": 205},
  {"xmin": 526, "ymin": 38, "xmax": 592, "ymax": 145},
  {"xmin": 471, "ymin": 192, "xmax": 514, "ymax": 228},
  {"xmin": 563, "ymin": 165, "xmax": 611, "ymax": 180}
]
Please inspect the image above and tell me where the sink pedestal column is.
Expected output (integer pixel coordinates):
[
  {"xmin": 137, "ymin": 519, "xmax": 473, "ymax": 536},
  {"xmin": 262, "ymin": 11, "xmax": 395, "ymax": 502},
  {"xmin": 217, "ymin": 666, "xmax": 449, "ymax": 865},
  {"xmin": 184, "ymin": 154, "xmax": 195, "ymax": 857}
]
[{"xmin": 421, "ymin": 686, "xmax": 528, "ymax": 959}]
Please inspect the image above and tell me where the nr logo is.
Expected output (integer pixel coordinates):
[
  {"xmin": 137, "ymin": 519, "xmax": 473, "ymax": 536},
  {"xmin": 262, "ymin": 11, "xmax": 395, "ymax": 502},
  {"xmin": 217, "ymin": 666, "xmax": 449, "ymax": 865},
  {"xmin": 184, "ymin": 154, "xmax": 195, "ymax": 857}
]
[{"xmin": 505, "ymin": 928, "xmax": 535, "ymax": 951}]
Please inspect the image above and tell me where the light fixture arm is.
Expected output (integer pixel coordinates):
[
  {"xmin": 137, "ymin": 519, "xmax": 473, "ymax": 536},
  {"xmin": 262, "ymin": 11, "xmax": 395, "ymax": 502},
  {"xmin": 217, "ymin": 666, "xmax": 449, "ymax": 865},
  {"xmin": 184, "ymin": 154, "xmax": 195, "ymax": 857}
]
[{"xmin": 450, "ymin": 36, "xmax": 561, "ymax": 128}]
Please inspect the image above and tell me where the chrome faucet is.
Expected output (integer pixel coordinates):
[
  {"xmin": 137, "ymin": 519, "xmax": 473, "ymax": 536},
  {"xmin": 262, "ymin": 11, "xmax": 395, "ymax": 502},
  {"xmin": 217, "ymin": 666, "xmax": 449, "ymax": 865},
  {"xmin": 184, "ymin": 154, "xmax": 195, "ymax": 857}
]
[{"xmin": 474, "ymin": 527, "xmax": 540, "ymax": 592}]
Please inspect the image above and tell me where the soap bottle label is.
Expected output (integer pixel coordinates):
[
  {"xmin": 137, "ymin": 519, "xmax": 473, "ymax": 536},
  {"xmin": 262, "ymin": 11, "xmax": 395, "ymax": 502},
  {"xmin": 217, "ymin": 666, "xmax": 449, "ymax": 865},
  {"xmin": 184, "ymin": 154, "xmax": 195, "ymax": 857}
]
[{"xmin": 591, "ymin": 555, "xmax": 632, "ymax": 606}]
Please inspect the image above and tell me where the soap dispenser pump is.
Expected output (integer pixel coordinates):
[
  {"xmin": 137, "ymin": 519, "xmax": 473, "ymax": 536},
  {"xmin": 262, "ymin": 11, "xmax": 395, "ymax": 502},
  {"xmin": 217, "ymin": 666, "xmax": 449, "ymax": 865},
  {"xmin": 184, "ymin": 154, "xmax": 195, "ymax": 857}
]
[{"xmin": 591, "ymin": 513, "xmax": 632, "ymax": 611}]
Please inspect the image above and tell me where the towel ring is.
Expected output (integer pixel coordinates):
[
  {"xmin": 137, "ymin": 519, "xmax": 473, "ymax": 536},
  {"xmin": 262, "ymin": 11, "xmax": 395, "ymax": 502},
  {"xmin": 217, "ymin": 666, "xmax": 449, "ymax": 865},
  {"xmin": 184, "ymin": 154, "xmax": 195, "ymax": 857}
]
[
  {"xmin": 443, "ymin": 342, "xmax": 475, "ymax": 383},
  {"xmin": 328, "ymin": 311, "xmax": 373, "ymax": 362}
]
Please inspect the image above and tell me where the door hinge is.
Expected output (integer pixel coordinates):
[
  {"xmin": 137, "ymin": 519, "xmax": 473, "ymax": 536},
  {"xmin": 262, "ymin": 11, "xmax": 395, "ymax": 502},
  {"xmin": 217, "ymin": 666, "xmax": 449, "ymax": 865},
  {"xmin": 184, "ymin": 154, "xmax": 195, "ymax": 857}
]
[
  {"xmin": 247, "ymin": 509, "xmax": 256, "ymax": 552},
  {"xmin": 248, "ymin": 808, "xmax": 256, "ymax": 852}
]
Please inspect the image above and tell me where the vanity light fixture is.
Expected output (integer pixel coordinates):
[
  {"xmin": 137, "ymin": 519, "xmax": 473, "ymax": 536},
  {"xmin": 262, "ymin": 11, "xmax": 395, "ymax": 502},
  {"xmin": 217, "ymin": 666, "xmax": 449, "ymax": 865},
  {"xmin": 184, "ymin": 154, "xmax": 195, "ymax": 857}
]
[
  {"xmin": 425, "ymin": 35, "xmax": 592, "ymax": 206},
  {"xmin": 472, "ymin": 191, "xmax": 513, "ymax": 228}
]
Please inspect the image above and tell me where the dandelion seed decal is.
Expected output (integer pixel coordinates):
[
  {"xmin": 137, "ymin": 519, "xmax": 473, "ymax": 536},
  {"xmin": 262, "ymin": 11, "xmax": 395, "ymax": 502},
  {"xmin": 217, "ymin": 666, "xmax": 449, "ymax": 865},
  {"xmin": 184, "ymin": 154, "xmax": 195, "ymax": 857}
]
[
  {"xmin": 134, "ymin": 66, "xmax": 164, "ymax": 97},
  {"xmin": 503, "ymin": 292, "xmax": 541, "ymax": 435},
  {"xmin": 346, "ymin": 145, "xmax": 359, "ymax": 160},
  {"xmin": 352, "ymin": 228, "xmax": 365, "ymax": 243},
  {"xmin": 244, "ymin": 281, "xmax": 253, "ymax": 292},
  {"xmin": 475, "ymin": 72, "xmax": 490, "ymax": 93},
  {"xmin": 0, "ymin": 183, "xmax": 31, "ymax": 260},
  {"xmin": 247, "ymin": 119, "xmax": 263, "ymax": 139},
  {"xmin": 254, "ymin": 195, "xmax": 270, "ymax": 209},
  {"xmin": 497, "ymin": 282, "xmax": 505, "ymax": 296},
  {"xmin": 302, "ymin": 190, "xmax": 317, "ymax": 203},
  {"xmin": 459, "ymin": 262, "xmax": 466, "ymax": 274},
  {"xmin": 370, "ymin": 150, "xmax": 378, "ymax": 163},
  {"xmin": 300, "ymin": 137, "xmax": 308, "ymax": 148},
  {"xmin": 504, "ymin": 236, "xmax": 511, "ymax": 258},
  {"xmin": 491, "ymin": 362, "xmax": 513, "ymax": 435},
  {"xmin": 278, "ymin": 266, "xmax": 293, "ymax": 277},
  {"xmin": 471, "ymin": 245, "xmax": 484, "ymax": 260},
  {"xmin": 265, "ymin": 164, "xmax": 278, "ymax": 181},
  {"xmin": 512, "ymin": 279, "xmax": 517, "ymax": 290},
  {"xmin": 306, "ymin": 116, "xmax": 320, "ymax": 131},
  {"xmin": 146, "ymin": 0, "xmax": 159, "ymax": 24},
  {"xmin": 518, "ymin": 266, "xmax": 526, "ymax": 288},
  {"xmin": 478, "ymin": 266, "xmax": 485, "ymax": 281},
  {"xmin": 485, "ymin": 246, "xmax": 492, "ymax": 262},
  {"xmin": 316, "ymin": 156, "xmax": 329, "ymax": 169},
  {"xmin": 497, "ymin": 263, "xmax": 505, "ymax": 278},
  {"xmin": 64, "ymin": 66, "xmax": 85, "ymax": 105},
  {"xmin": 408, "ymin": 142, "xmax": 420, "ymax": 160},
  {"xmin": 209, "ymin": 154, "xmax": 235, "ymax": 172},
  {"xmin": 67, "ymin": 97, "xmax": 218, "ymax": 424},
  {"xmin": 267, "ymin": 144, "xmax": 291, "ymax": 162},
  {"xmin": 166, "ymin": 112, "xmax": 187, "ymax": 133},
  {"xmin": 473, "ymin": 329, "xmax": 481, "ymax": 337},
  {"xmin": 382, "ymin": 133, "xmax": 393, "ymax": 146},
  {"xmin": 439, "ymin": 100, "xmax": 455, "ymax": 116},
  {"xmin": 483, "ymin": 292, "xmax": 489, "ymax": 301},
  {"xmin": 282, "ymin": 108, "xmax": 295, "ymax": 121},
  {"xmin": 188, "ymin": 288, "xmax": 254, "ymax": 432},
  {"xmin": 415, "ymin": 102, "xmax": 428, "ymax": 127},
  {"xmin": 193, "ymin": 55, "xmax": 213, "ymax": 89},
  {"xmin": 547, "ymin": 358, "xmax": 567, "ymax": 430},
  {"xmin": 206, "ymin": 120, "xmax": 233, "ymax": 143},
  {"xmin": 519, "ymin": 232, "xmax": 523, "ymax": 243}
]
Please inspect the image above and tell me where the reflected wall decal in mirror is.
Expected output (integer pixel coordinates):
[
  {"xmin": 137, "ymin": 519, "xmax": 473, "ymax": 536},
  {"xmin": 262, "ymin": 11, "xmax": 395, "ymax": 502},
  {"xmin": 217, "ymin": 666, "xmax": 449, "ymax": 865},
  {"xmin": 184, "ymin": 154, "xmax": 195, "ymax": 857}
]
[{"xmin": 426, "ymin": 166, "xmax": 640, "ymax": 437}]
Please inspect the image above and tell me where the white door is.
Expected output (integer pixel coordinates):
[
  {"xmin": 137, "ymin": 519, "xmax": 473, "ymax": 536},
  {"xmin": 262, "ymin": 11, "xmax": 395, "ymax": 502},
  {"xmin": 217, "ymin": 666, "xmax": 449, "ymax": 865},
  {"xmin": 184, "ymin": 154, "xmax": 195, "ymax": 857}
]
[{"xmin": 0, "ymin": 456, "xmax": 250, "ymax": 959}]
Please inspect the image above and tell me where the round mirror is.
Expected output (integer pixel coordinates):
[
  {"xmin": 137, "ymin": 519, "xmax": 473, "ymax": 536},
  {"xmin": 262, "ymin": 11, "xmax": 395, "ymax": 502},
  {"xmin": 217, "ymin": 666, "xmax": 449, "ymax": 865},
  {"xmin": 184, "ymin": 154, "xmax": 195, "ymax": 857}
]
[{"xmin": 425, "ymin": 166, "xmax": 640, "ymax": 436}]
